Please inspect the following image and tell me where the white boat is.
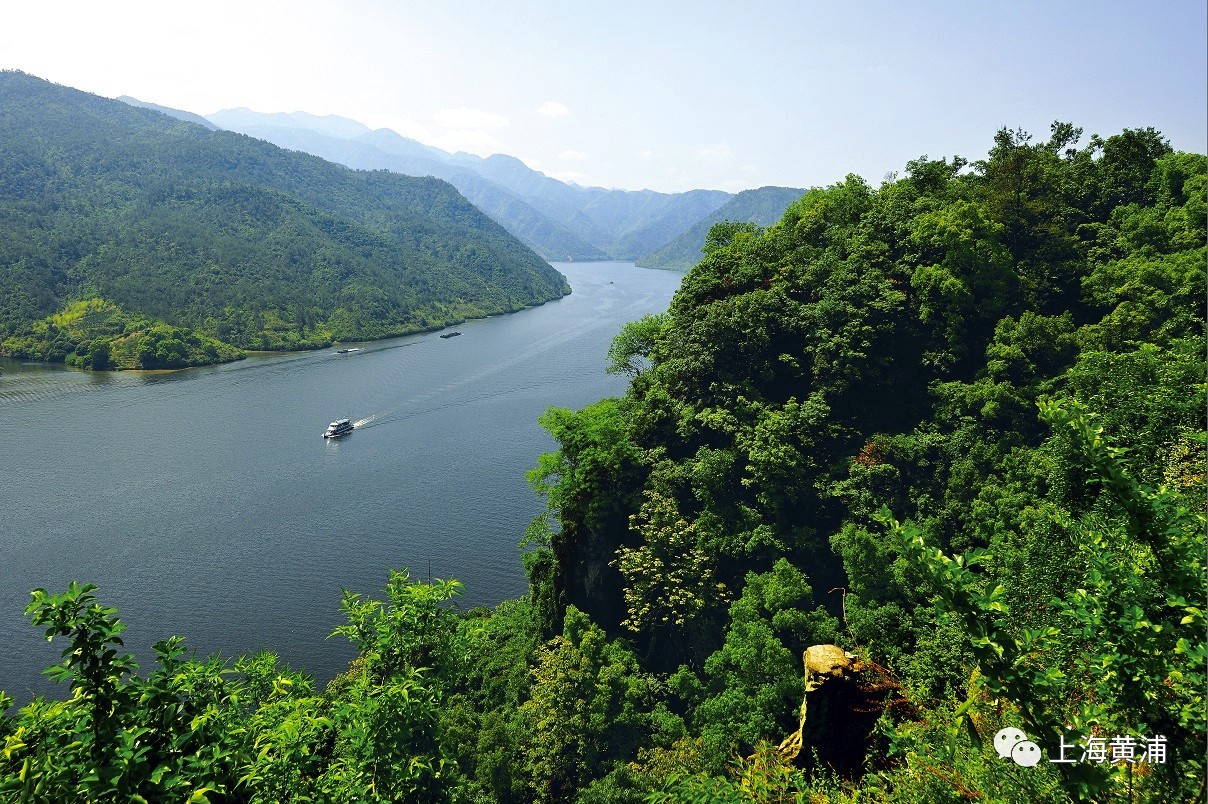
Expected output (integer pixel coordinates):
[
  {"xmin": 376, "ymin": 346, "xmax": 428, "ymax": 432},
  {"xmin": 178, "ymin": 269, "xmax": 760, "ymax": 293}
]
[{"xmin": 323, "ymin": 418, "xmax": 355, "ymax": 438}]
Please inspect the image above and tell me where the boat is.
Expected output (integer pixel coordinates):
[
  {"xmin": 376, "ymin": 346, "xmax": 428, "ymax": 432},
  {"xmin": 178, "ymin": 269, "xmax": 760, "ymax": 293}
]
[
  {"xmin": 323, "ymin": 418, "xmax": 355, "ymax": 438},
  {"xmin": 335, "ymin": 347, "xmax": 362, "ymax": 354},
  {"xmin": 439, "ymin": 331, "xmax": 462, "ymax": 339}
]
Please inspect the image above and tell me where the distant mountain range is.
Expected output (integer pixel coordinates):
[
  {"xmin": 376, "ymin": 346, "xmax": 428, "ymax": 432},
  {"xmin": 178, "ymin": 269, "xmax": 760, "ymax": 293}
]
[
  {"xmin": 635, "ymin": 187, "xmax": 808, "ymax": 270},
  {"xmin": 201, "ymin": 108, "xmax": 607, "ymax": 261},
  {"xmin": 0, "ymin": 71, "xmax": 569, "ymax": 368},
  {"xmin": 193, "ymin": 107, "xmax": 804, "ymax": 265},
  {"xmin": 119, "ymin": 96, "xmax": 219, "ymax": 131}
]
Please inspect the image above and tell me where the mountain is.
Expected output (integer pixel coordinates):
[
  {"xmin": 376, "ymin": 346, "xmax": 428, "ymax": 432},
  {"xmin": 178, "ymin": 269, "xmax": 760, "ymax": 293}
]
[
  {"xmin": 118, "ymin": 96, "xmax": 218, "ymax": 130},
  {"xmin": 0, "ymin": 71, "xmax": 569, "ymax": 367},
  {"xmin": 387, "ymin": 150, "xmax": 733, "ymax": 260},
  {"xmin": 635, "ymin": 186, "xmax": 806, "ymax": 270},
  {"xmin": 203, "ymin": 109, "xmax": 733, "ymax": 261},
  {"xmin": 5, "ymin": 124, "xmax": 1202, "ymax": 802},
  {"xmin": 208, "ymin": 107, "xmax": 373, "ymax": 140},
  {"xmin": 199, "ymin": 113, "xmax": 609, "ymax": 261}
]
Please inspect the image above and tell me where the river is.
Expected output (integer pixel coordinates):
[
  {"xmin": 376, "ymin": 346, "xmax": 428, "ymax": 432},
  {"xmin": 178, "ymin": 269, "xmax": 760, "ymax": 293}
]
[{"xmin": 0, "ymin": 262, "xmax": 682, "ymax": 703}]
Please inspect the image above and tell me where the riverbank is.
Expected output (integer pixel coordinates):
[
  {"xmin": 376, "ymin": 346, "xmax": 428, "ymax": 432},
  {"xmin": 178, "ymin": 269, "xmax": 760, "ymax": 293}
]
[{"xmin": 0, "ymin": 282, "xmax": 572, "ymax": 373}]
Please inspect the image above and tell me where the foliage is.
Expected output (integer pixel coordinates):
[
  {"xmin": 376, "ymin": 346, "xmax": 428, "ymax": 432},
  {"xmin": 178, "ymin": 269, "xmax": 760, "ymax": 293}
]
[
  {"xmin": 890, "ymin": 400, "xmax": 1206, "ymax": 801},
  {"xmin": 690, "ymin": 560, "xmax": 840, "ymax": 770},
  {"xmin": 607, "ymin": 313, "xmax": 668, "ymax": 377},
  {"xmin": 331, "ymin": 569, "xmax": 463, "ymax": 683},
  {"xmin": 613, "ymin": 490, "xmax": 728, "ymax": 634},
  {"xmin": 3, "ymin": 122, "xmax": 1203, "ymax": 802},
  {"xmin": 527, "ymin": 122, "xmax": 1205, "ymax": 800},
  {"xmin": 646, "ymin": 742, "xmax": 826, "ymax": 804},
  {"xmin": 0, "ymin": 71, "xmax": 570, "ymax": 365},
  {"xmin": 0, "ymin": 573, "xmax": 465, "ymax": 802},
  {"xmin": 1, "ymin": 297, "xmax": 245, "ymax": 369},
  {"xmin": 1, "ymin": 583, "xmax": 241, "ymax": 801},
  {"xmin": 514, "ymin": 607, "xmax": 671, "ymax": 802}
]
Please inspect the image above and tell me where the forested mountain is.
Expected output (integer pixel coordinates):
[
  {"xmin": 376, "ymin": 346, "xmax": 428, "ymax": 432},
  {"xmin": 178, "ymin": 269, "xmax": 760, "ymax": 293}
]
[
  {"xmin": 204, "ymin": 109, "xmax": 610, "ymax": 261},
  {"xmin": 452, "ymin": 152, "xmax": 732, "ymax": 259},
  {"xmin": 204, "ymin": 107, "xmax": 733, "ymax": 261},
  {"xmin": 520, "ymin": 123, "xmax": 1205, "ymax": 801},
  {"xmin": 635, "ymin": 185, "xmax": 806, "ymax": 270},
  {"xmin": 1, "ymin": 123, "xmax": 1203, "ymax": 803},
  {"xmin": 0, "ymin": 72, "xmax": 569, "ymax": 368},
  {"xmin": 118, "ymin": 96, "xmax": 218, "ymax": 130}
]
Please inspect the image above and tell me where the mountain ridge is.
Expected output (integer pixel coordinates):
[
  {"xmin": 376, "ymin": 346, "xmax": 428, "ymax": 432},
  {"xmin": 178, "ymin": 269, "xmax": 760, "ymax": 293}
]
[
  {"xmin": 0, "ymin": 71, "xmax": 570, "ymax": 368},
  {"xmin": 635, "ymin": 186, "xmax": 806, "ymax": 270},
  {"xmin": 197, "ymin": 117, "xmax": 612, "ymax": 261},
  {"xmin": 201, "ymin": 107, "xmax": 734, "ymax": 261}
]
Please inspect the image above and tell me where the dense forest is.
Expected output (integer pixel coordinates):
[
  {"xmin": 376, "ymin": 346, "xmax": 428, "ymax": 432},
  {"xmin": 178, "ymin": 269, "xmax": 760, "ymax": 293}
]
[
  {"xmin": 1, "ymin": 123, "xmax": 1203, "ymax": 803},
  {"xmin": 0, "ymin": 72, "xmax": 570, "ymax": 369}
]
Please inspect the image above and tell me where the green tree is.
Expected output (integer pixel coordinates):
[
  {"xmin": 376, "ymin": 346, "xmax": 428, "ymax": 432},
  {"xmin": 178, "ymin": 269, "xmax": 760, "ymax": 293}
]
[
  {"xmin": 607, "ymin": 313, "xmax": 668, "ymax": 378},
  {"xmin": 891, "ymin": 400, "xmax": 1206, "ymax": 801},
  {"xmin": 693, "ymin": 560, "xmax": 839, "ymax": 768},
  {"xmin": 613, "ymin": 490, "xmax": 728, "ymax": 638},
  {"xmin": 516, "ymin": 607, "xmax": 668, "ymax": 802}
]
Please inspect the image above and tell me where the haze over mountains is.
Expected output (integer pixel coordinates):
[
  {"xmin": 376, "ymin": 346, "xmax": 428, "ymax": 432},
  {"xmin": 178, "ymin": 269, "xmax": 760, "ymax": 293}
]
[
  {"xmin": 0, "ymin": 71, "xmax": 807, "ymax": 371},
  {"xmin": 635, "ymin": 186, "xmax": 809, "ymax": 270},
  {"xmin": 186, "ymin": 105, "xmax": 804, "ymax": 264}
]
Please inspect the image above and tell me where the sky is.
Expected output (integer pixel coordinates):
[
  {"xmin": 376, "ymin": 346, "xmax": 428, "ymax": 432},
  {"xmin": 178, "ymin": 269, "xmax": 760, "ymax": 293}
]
[{"xmin": 3, "ymin": 0, "xmax": 1205, "ymax": 194}]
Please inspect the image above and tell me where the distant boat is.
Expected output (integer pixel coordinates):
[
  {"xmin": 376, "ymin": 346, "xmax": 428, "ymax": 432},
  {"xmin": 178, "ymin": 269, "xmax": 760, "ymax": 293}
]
[
  {"xmin": 335, "ymin": 347, "xmax": 362, "ymax": 354},
  {"xmin": 439, "ymin": 331, "xmax": 462, "ymax": 339},
  {"xmin": 323, "ymin": 418, "xmax": 354, "ymax": 438}
]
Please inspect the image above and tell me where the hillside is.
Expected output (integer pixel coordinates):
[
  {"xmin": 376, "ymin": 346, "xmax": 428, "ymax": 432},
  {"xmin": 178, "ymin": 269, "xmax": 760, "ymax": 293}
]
[
  {"xmin": 2, "ymin": 123, "xmax": 1201, "ymax": 802},
  {"xmin": 459, "ymin": 152, "xmax": 732, "ymax": 259},
  {"xmin": 0, "ymin": 72, "xmax": 569, "ymax": 367},
  {"xmin": 204, "ymin": 108, "xmax": 733, "ymax": 261},
  {"xmin": 1, "ymin": 298, "xmax": 244, "ymax": 369},
  {"xmin": 118, "ymin": 96, "xmax": 218, "ymax": 130},
  {"xmin": 203, "ymin": 111, "xmax": 609, "ymax": 261},
  {"xmin": 522, "ymin": 124, "xmax": 1205, "ymax": 801},
  {"xmin": 635, "ymin": 185, "xmax": 806, "ymax": 270}
]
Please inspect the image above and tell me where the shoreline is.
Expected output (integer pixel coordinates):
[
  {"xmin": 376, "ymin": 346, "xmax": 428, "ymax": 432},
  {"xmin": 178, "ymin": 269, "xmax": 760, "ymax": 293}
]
[{"xmin": 1, "ymin": 284, "xmax": 574, "ymax": 374}]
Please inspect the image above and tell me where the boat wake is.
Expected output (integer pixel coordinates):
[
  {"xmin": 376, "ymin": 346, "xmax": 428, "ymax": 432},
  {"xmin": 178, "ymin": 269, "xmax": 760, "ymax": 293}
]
[{"xmin": 353, "ymin": 415, "xmax": 376, "ymax": 428}]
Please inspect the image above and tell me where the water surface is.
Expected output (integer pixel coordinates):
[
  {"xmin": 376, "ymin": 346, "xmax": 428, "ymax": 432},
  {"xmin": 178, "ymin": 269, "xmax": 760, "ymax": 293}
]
[{"xmin": 0, "ymin": 262, "xmax": 681, "ymax": 702}]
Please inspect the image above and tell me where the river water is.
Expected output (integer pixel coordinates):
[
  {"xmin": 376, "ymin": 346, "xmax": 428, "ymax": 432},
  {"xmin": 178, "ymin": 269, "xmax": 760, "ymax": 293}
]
[{"xmin": 0, "ymin": 262, "xmax": 681, "ymax": 703}]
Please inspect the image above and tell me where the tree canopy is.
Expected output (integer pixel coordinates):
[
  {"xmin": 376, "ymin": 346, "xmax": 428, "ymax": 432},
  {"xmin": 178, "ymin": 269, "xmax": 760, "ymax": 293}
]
[
  {"xmin": 2, "ymin": 123, "xmax": 1203, "ymax": 803},
  {"xmin": 0, "ymin": 71, "xmax": 570, "ymax": 368}
]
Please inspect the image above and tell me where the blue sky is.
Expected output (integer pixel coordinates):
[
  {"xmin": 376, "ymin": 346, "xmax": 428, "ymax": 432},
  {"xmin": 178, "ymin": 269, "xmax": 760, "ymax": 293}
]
[{"xmin": 4, "ymin": 0, "xmax": 1205, "ymax": 193}]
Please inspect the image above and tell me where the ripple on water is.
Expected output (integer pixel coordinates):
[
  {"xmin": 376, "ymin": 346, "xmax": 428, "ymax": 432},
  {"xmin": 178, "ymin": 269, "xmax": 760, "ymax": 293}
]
[{"xmin": 0, "ymin": 263, "xmax": 683, "ymax": 701}]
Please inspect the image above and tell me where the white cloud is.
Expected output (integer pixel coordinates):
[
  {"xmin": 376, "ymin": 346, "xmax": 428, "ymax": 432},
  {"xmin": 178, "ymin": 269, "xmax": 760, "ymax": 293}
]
[
  {"xmin": 551, "ymin": 170, "xmax": 590, "ymax": 184},
  {"xmin": 638, "ymin": 150, "xmax": 654, "ymax": 160},
  {"xmin": 719, "ymin": 178, "xmax": 758, "ymax": 192},
  {"xmin": 431, "ymin": 129, "xmax": 507, "ymax": 156},
  {"xmin": 429, "ymin": 107, "xmax": 510, "ymax": 155},
  {"xmin": 537, "ymin": 100, "xmax": 570, "ymax": 117},
  {"xmin": 693, "ymin": 144, "xmax": 733, "ymax": 162},
  {"xmin": 434, "ymin": 107, "xmax": 508, "ymax": 129},
  {"xmin": 364, "ymin": 116, "xmax": 431, "ymax": 141},
  {"xmin": 558, "ymin": 149, "xmax": 587, "ymax": 161}
]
